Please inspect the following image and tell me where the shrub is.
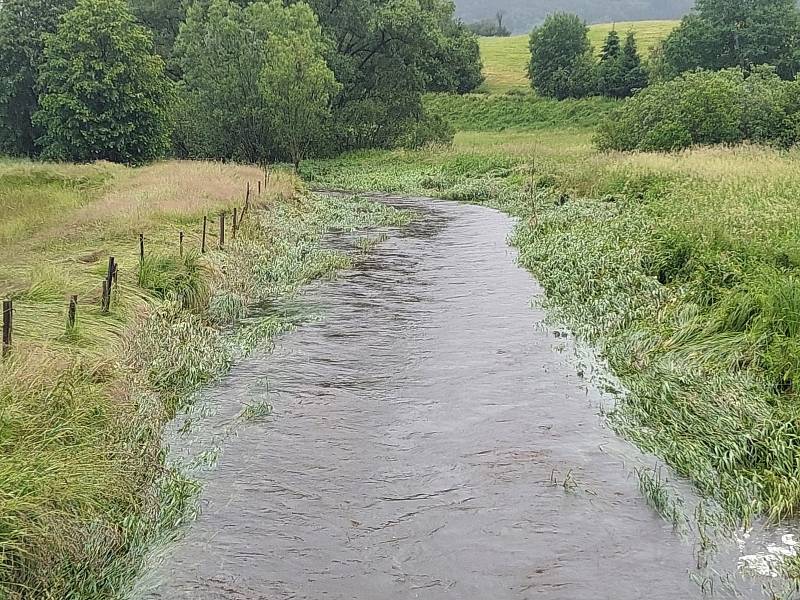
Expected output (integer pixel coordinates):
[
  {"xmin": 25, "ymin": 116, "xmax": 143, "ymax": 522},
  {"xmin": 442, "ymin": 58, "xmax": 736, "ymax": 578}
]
[{"xmin": 596, "ymin": 68, "xmax": 800, "ymax": 152}]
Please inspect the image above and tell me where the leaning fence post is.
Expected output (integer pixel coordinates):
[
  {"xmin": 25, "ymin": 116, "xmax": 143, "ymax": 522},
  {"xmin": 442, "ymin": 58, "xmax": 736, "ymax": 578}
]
[
  {"xmin": 219, "ymin": 212, "xmax": 226, "ymax": 250},
  {"xmin": 2, "ymin": 299, "xmax": 12, "ymax": 358},
  {"xmin": 201, "ymin": 216, "xmax": 208, "ymax": 254},
  {"xmin": 67, "ymin": 295, "xmax": 78, "ymax": 331},
  {"xmin": 102, "ymin": 256, "xmax": 115, "ymax": 313}
]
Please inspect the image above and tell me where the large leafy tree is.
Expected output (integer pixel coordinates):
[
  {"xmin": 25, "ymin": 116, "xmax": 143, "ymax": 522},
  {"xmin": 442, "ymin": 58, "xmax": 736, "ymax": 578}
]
[
  {"xmin": 301, "ymin": 0, "xmax": 482, "ymax": 150},
  {"xmin": 0, "ymin": 0, "xmax": 75, "ymax": 155},
  {"xmin": 129, "ymin": 0, "xmax": 186, "ymax": 75},
  {"xmin": 528, "ymin": 12, "xmax": 596, "ymax": 99},
  {"xmin": 261, "ymin": 19, "xmax": 340, "ymax": 170},
  {"xmin": 661, "ymin": 0, "xmax": 800, "ymax": 80},
  {"xmin": 175, "ymin": 0, "xmax": 331, "ymax": 163},
  {"xmin": 35, "ymin": 0, "xmax": 172, "ymax": 163}
]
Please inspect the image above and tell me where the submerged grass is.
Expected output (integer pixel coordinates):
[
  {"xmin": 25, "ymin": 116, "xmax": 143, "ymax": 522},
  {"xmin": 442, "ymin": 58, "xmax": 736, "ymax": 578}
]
[
  {"xmin": 303, "ymin": 130, "xmax": 800, "ymax": 526},
  {"xmin": 0, "ymin": 159, "xmax": 410, "ymax": 598}
]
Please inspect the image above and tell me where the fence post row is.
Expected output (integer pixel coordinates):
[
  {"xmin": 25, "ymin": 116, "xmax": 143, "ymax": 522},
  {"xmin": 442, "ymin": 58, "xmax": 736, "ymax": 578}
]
[{"xmin": 2, "ymin": 299, "xmax": 12, "ymax": 358}]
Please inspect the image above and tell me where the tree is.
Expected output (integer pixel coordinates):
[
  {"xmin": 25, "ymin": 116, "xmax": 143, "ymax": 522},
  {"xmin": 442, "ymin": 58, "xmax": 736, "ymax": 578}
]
[
  {"xmin": 261, "ymin": 28, "xmax": 340, "ymax": 171},
  {"xmin": 35, "ymin": 0, "xmax": 172, "ymax": 163},
  {"xmin": 467, "ymin": 11, "xmax": 511, "ymax": 37},
  {"xmin": 598, "ymin": 29, "xmax": 623, "ymax": 97},
  {"xmin": 661, "ymin": 0, "xmax": 800, "ymax": 80},
  {"xmin": 620, "ymin": 32, "xmax": 648, "ymax": 96},
  {"xmin": 175, "ymin": 0, "xmax": 335, "ymax": 163},
  {"xmin": 129, "ymin": 0, "xmax": 186, "ymax": 76},
  {"xmin": 424, "ymin": 20, "xmax": 484, "ymax": 94},
  {"xmin": 303, "ymin": 0, "xmax": 482, "ymax": 150},
  {"xmin": 599, "ymin": 30, "xmax": 648, "ymax": 98},
  {"xmin": 0, "ymin": 0, "xmax": 75, "ymax": 156},
  {"xmin": 528, "ymin": 12, "xmax": 597, "ymax": 99}
]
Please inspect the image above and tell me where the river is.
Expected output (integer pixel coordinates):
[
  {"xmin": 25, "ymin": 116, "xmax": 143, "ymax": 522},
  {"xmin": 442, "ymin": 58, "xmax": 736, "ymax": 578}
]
[{"xmin": 139, "ymin": 194, "xmax": 760, "ymax": 599}]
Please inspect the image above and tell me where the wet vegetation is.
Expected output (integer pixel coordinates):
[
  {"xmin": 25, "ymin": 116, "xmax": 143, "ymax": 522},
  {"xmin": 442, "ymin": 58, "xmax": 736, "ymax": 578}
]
[{"xmin": 0, "ymin": 159, "xmax": 409, "ymax": 598}]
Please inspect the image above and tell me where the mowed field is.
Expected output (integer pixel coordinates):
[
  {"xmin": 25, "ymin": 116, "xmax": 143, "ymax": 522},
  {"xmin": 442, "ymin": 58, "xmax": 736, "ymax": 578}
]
[{"xmin": 479, "ymin": 20, "xmax": 679, "ymax": 93}]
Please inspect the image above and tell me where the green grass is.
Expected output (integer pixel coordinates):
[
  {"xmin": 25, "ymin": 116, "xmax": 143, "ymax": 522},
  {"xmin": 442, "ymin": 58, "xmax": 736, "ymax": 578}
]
[
  {"xmin": 0, "ymin": 160, "xmax": 411, "ymax": 599},
  {"xmin": 302, "ymin": 130, "xmax": 800, "ymax": 531},
  {"xmin": 479, "ymin": 20, "xmax": 680, "ymax": 93},
  {"xmin": 424, "ymin": 93, "xmax": 618, "ymax": 131}
]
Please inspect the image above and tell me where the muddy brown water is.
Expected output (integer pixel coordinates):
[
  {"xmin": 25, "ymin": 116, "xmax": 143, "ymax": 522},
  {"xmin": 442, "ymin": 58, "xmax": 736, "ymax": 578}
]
[{"xmin": 140, "ymin": 195, "xmax": 755, "ymax": 599}]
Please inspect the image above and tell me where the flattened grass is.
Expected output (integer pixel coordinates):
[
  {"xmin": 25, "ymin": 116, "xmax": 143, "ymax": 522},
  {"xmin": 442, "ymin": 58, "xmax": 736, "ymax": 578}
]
[
  {"xmin": 0, "ymin": 159, "xmax": 410, "ymax": 598},
  {"xmin": 303, "ymin": 131, "xmax": 800, "ymax": 524}
]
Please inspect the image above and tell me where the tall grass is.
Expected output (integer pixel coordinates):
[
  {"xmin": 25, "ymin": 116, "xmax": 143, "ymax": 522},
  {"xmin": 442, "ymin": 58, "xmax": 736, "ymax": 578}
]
[
  {"xmin": 303, "ymin": 131, "xmax": 800, "ymax": 525},
  {"xmin": 0, "ymin": 159, "xmax": 410, "ymax": 598}
]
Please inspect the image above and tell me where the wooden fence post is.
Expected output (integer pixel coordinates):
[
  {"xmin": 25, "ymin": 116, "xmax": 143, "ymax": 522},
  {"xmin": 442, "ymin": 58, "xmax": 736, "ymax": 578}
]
[
  {"xmin": 258, "ymin": 180, "xmax": 261, "ymax": 195},
  {"xmin": 139, "ymin": 233, "xmax": 145, "ymax": 263},
  {"xmin": 102, "ymin": 280, "xmax": 109, "ymax": 313},
  {"xmin": 219, "ymin": 212, "xmax": 226, "ymax": 250},
  {"xmin": 233, "ymin": 207, "xmax": 238, "ymax": 239},
  {"xmin": 2, "ymin": 299, "xmax": 11, "ymax": 358},
  {"xmin": 179, "ymin": 231, "xmax": 184, "ymax": 257},
  {"xmin": 102, "ymin": 256, "xmax": 116, "ymax": 313},
  {"xmin": 202, "ymin": 216, "xmax": 208, "ymax": 254},
  {"xmin": 67, "ymin": 295, "xmax": 78, "ymax": 331}
]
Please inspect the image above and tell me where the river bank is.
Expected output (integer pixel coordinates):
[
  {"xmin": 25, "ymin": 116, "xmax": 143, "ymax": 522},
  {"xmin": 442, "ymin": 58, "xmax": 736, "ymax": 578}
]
[
  {"xmin": 0, "ymin": 159, "xmax": 410, "ymax": 598},
  {"xmin": 301, "ymin": 131, "xmax": 800, "ymax": 584}
]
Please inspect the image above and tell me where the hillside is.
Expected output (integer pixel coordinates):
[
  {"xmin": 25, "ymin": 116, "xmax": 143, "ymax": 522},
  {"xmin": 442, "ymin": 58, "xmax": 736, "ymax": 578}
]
[
  {"xmin": 455, "ymin": 0, "xmax": 692, "ymax": 33},
  {"xmin": 479, "ymin": 20, "xmax": 679, "ymax": 93}
]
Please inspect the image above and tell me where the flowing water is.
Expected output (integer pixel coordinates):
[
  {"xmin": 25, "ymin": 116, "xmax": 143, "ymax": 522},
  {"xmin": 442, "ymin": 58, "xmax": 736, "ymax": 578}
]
[{"xmin": 139, "ymin": 195, "xmax": 769, "ymax": 599}]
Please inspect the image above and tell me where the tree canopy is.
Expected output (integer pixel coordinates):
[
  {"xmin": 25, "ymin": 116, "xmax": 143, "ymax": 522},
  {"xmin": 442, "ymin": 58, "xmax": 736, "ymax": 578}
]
[
  {"xmin": 661, "ymin": 0, "xmax": 800, "ymax": 79},
  {"xmin": 0, "ymin": 0, "xmax": 75, "ymax": 155},
  {"xmin": 528, "ymin": 13, "xmax": 596, "ymax": 100},
  {"xmin": 35, "ymin": 0, "xmax": 172, "ymax": 163}
]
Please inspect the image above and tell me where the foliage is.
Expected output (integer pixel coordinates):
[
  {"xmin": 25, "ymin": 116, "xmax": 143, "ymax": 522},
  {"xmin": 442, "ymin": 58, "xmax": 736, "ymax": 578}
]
[
  {"xmin": 0, "ymin": 0, "xmax": 75, "ymax": 156},
  {"xmin": 598, "ymin": 30, "xmax": 648, "ymax": 98},
  {"xmin": 660, "ymin": 0, "xmax": 800, "ymax": 80},
  {"xmin": 478, "ymin": 21, "xmax": 677, "ymax": 94},
  {"xmin": 528, "ymin": 13, "xmax": 597, "ymax": 100},
  {"xmin": 424, "ymin": 20, "xmax": 485, "ymax": 94},
  {"xmin": 174, "ymin": 0, "xmax": 327, "ymax": 163},
  {"xmin": 129, "ymin": 0, "xmax": 185, "ymax": 76},
  {"xmin": 596, "ymin": 68, "xmax": 800, "ymax": 151},
  {"xmin": 260, "ymin": 14, "xmax": 340, "ymax": 170},
  {"xmin": 34, "ymin": 0, "xmax": 172, "ymax": 164},
  {"xmin": 305, "ymin": 0, "xmax": 482, "ymax": 151}
]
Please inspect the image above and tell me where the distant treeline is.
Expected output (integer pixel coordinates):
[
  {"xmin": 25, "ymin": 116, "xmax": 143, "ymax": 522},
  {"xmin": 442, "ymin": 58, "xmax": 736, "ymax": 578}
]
[
  {"xmin": 0, "ymin": 0, "xmax": 485, "ymax": 165},
  {"xmin": 455, "ymin": 0, "xmax": 694, "ymax": 34}
]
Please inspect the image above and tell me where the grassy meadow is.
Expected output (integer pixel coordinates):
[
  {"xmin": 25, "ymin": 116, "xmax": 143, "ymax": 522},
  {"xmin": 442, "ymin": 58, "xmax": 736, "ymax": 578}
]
[
  {"xmin": 0, "ymin": 160, "xmax": 409, "ymax": 598},
  {"xmin": 479, "ymin": 20, "xmax": 679, "ymax": 93}
]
